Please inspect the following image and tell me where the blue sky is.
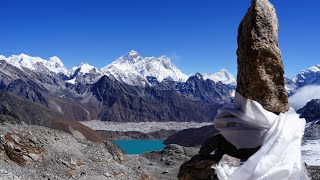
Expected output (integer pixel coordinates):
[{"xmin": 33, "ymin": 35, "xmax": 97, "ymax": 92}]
[{"xmin": 0, "ymin": 0, "xmax": 319, "ymax": 78}]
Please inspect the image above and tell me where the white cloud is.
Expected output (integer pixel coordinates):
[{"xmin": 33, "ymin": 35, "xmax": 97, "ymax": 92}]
[
  {"xmin": 169, "ymin": 51, "xmax": 181, "ymax": 62},
  {"xmin": 289, "ymin": 85, "xmax": 320, "ymax": 110}
]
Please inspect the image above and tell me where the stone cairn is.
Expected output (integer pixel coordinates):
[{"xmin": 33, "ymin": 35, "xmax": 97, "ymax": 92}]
[{"xmin": 178, "ymin": 0, "xmax": 290, "ymax": 179}]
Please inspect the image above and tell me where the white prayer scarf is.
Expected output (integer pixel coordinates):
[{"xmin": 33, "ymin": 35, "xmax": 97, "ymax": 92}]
[{"xmin": 213, "ymin": 92, "xmax": 308, "ymax": 180}]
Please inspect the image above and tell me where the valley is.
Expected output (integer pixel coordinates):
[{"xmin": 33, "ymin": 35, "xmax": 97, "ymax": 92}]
[{"xmin": 0, "ymin": 51, "xmax": 319, "ymax": 179}]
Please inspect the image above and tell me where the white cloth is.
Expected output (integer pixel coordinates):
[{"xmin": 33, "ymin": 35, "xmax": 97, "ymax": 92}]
[{"xmin": 213, "ymin": 92, "xmax": 308, "ymax": 180}]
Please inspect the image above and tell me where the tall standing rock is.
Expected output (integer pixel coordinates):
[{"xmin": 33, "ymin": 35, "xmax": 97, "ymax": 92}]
[{"xmin": 236, "ymin": 0, "xmax": 289, "ymax": 113}]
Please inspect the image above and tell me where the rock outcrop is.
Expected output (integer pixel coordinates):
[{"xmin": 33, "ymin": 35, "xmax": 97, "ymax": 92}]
[
  {"xmin": 236, "ymin": 0, "xmax": 289, "ymax": 113},
  {"xmin": 298, "ymin": 99, "xmax": 320, "ymax": 123},
  {"xmin": 164, "ymin": 125, "xmax": 218, "ymax": 147},
  {"xmin": 178, "ymin": 134, "xmax": 260, "ymax": 180}
]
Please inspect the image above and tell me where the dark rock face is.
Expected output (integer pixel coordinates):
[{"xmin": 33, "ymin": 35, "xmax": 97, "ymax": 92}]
[
  {"xmin": 164, "ymin": 125, "xmax": 218, "ymax": 147},
  {"xmin": 304, "ymin": 125, "xmax": 320, "ymax": 140},
  {"xmin": 154, "ymin": 73, "xmax": 232, "ymax": 104},
  {"xmin": 298, "ymin": 99, "xmax": 320, "ymax": 123},
  {"xmin": 91, "ymin": 76, "xmax": 223, "ymax": 122},
  {"xmin": 6, "ymin": 79, "xmax": 48, "ymax": 106},
  {"xmin": 146, "ymin": 76, "xmax": 160, "ymax": 85},
  {"xmin": 298, "ymin": 99, "xmax": 320, "ymax": 139},
  {"xmin": 236, "ymin": 0, "xmax": 289, "ymax": 113}
]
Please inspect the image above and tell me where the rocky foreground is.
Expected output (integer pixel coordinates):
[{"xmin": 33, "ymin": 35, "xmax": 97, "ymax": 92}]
[
  {"xmin": 0, "ymin": 123, "xmax": 198, "ymax": 180},
  {"xmin": 1, "ymin": 122, "xmax": 320, "ymax": 179}
]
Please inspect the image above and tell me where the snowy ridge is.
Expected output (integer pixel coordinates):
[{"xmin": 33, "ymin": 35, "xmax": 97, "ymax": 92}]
[
  {"xmin": 0, "ymin": 54, "xmax": 69, "ymax": 75},
  {"xmin": 202, "ymin": 69, "xmax": 236, "ymax": 85},
  {"xmin": 70, "ymin": 62, "xmax": 100, "ymax": 75},
  {"xmin": 292, "ymin": 64, "xmax": 320, "ymax": 84},
  {"xmin": 2, "ymin": 52, "xmax": 320, "ymax": 91},
  {"xmin": 68, "ymin": 62, "xmax": 103, "ymax": 84},
  {"xmin": 0, "ymin": 51, "xmax": 260, "ymax": 88},
  {"xmin": 101, "ymin": 50, "xmax": 188, "ymax": 86}
]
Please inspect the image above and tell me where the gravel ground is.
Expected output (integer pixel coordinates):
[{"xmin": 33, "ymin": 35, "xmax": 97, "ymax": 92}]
[
  {"xmin": 0, "ymin": 123, "xmax": 199, "ymax": 180},
  {"xmin": 0, "ymin": 123, "xmax": 148, "ymax": 179},
  {"xmin": 80, "ymin": 121, "xmax": 213, "ymax": 133},
  {"xmin": 1, "ymin": 123, "xmax": 319, "ymax": 179}
]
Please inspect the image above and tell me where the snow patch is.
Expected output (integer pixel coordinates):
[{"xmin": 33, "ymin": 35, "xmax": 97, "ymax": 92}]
[
  {"xmin": 302, "ymin": 139, "xmax": 320, "ymax": 166},
  {"xmin": 66, "ymin": 78, "xmax": 76, "ymax": 84}
]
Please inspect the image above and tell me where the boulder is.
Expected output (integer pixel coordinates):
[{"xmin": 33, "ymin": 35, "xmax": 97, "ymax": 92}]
[{"xmin": 178, "ymin": 134, "xmax": 259, "ymax": 180}]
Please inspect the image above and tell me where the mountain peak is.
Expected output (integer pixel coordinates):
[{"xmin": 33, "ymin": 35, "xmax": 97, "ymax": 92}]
[
  {"xmin": 308, "ymin": 64, "xmax": 320, "ymax": 72},
  {"xmin": 117, "ymin": 50, "xmax": 143, "ymax": 64},
  {"xmin": 0, "ymin": 55, "xmax": 6, "ymax": 60},
  {"xmin": 101, "ymin": 51, "xmax": 188, "ymax": 86},
  {"xmin": 71, "ymin": 62, "xmax": 97, "ymax": 75},
  {"xmin": 292, "ymin": 64, "xmax": 320, "ymax": 88},
  {"xmin": 18, "ymin": 53, "xmax": 31, "ymax": 58},
  {"xmin": 78, "ymin": 62, "xmax": 91, "ymax": 66},
  {"xmin": 189, "ymin": 73, "xmax": 203, "ymax": 80},
  {"xmin": 202, "ymin": 69, "xmax": 236, "ymax": 85},
  {"xmin": 3, "ymin": 53, "xmax": 69, "ymax": 75},
  {"xmin": 48, "ymin": 56, "xmax": 65, "ymax": 67}
]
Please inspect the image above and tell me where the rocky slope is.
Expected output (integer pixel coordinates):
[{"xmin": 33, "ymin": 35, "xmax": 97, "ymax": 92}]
[
  {"xmin": 0, "ymin": 123, "xmax": 199, "ymax": 180},
  {"xmin": 0, "ymin": 91, "xmax": 105, "ymax": 142}
]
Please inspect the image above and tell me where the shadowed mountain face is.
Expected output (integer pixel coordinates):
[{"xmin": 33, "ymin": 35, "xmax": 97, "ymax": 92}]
[
  {"xmin": 0, "ymin": 91, "xmax": 104, "ymax": 142},
  {"xmin": 91, "ymin": 76, "xmax": 226, "ymax": 122},
  {"xmin": 0, "ymin": 60, "xmax": 233, "ymax": 123},
  {"xmin": 298, "ymin": 99, "xmax": 320, "ymax": 123},
  {"xmin": 164, "ymin": 125, "xmax": 218, "ymax": 147}
]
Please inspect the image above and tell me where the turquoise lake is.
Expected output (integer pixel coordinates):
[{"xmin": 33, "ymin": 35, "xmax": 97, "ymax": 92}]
[{"xmin": 113, "ymin": 139, "xmax": 165, "ymax": 155}]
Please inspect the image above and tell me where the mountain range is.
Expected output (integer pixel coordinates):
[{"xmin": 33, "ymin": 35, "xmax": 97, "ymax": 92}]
[
  {"xmin": 0, "ymin": 50, "xmax": 319, "ymax": 124},
  {"xmin": 0, "ymin": 50, "xmax": 236, "ymax": 86}
]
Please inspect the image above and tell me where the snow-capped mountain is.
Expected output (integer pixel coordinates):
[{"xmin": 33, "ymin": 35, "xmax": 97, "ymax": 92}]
[
  {"xmin": 68, "ymin": 62, "xmax": 103, "ymax": 84},
  {"xmin": 0, "ymin": 54, "xmax": 69, "ymax": 76},
  {"xmin": 202, "ymin": 69, "xmax": 236, "ymax": 85},
  {"xmin": 282, "ymin": 64, "xmax": 320, "ymax": 96},
  {"xmin": 0, "ymin": 51, "xmax": 239, "ymax": 88},
  {"xmin": 101, "ymin": 50, "xmax": 188, "ymax": 86},
  {"xmin": 292, "ymin": 64, "xmax": 320, "ymax": 88},
  {"xmin": 70, "ymin": 62, "xmax": 98, "ymax": 75}
]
